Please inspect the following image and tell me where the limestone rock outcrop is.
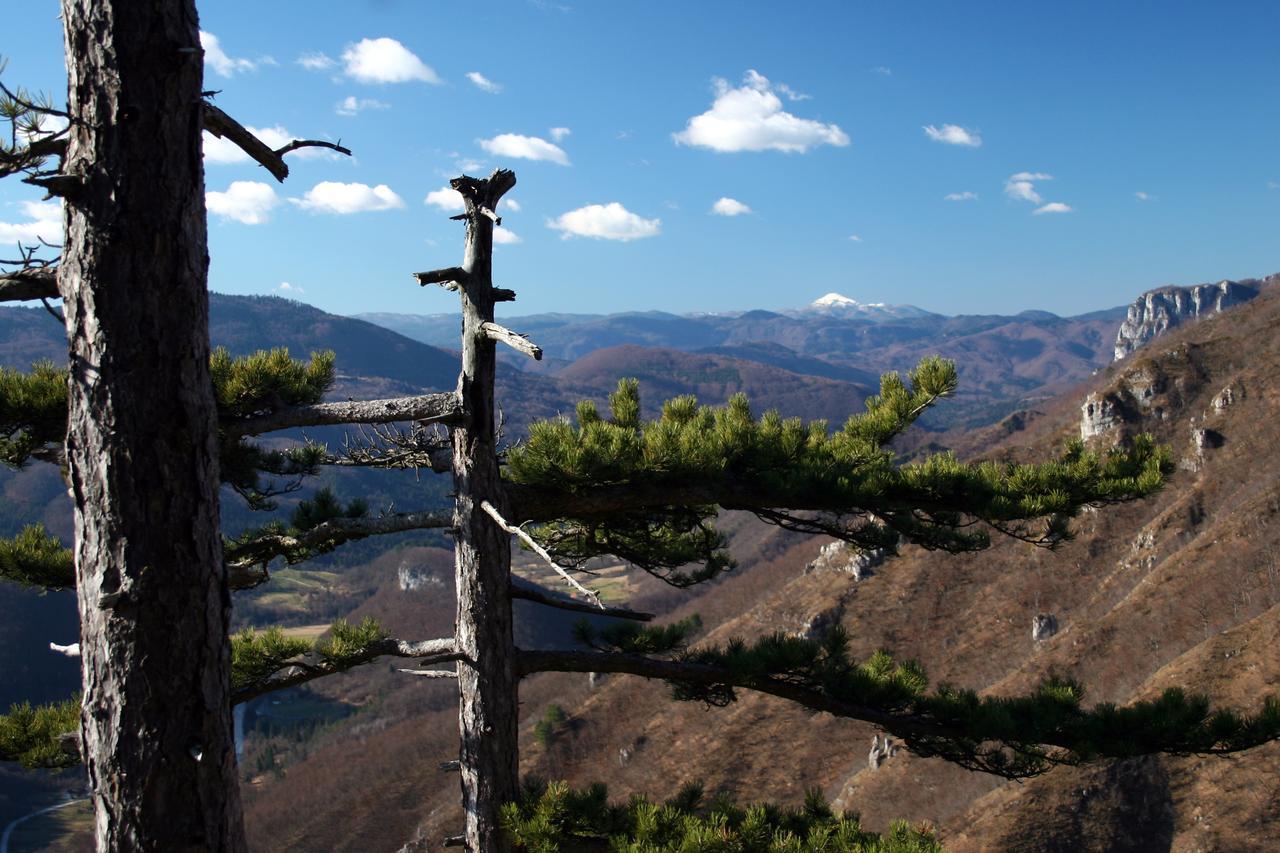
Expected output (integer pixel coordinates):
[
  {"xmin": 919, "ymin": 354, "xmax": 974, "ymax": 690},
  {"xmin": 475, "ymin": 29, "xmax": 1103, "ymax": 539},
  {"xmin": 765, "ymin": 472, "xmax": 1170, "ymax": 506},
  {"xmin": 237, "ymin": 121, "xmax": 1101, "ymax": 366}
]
[{"xmin": 1113, "ymin": 276, "xmax": 1275, "ymax": 361}]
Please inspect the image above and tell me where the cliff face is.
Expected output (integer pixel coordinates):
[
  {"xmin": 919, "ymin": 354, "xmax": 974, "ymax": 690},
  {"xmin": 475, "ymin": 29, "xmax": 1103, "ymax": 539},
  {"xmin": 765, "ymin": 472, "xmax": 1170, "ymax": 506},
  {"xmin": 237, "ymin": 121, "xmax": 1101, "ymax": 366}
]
[{"xmin": 1113, "ymin": 275, "xmax": 1275, "ymax": 360}]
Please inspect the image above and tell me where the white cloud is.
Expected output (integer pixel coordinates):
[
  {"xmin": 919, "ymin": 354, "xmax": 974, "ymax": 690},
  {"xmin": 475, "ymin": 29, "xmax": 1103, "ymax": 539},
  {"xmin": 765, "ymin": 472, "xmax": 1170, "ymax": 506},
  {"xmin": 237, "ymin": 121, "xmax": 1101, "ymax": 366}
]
[
  {"xmin": 200, "ymin": 31, "xmax": 256, "ymax": 77},
  {"xmin": 870, "ymin": 66, "xmax": 892, "ymax": 76},
  {"xmin": 1033, "ymin": 202, "xmax": 1074, "ymax": 215},
  {"xmin": 548, "ymin": 202, "xmax": 660, "ymax": 241},
  {"xmin": 297, "ymin": 52, "xmax": 335, "ymax": 71},
  {"xmin": 336, "ymin": 95, "xmax": 389, "ymax": 116},
  {"xmin": 502, "ymin": 198, "xmax": 521, "ymax": 212},
  {"xmin": 207, "ymin": 181, "xmax": 279, "ymax": 224},
  {"xmin": 292, "ymin": 181, "xmax": 405, "ymax": 214},
  {"xmin": 775, "ymin": 82, "xmax": 811, "ymax": 101},
  {"xmin": 847, "ymin": 234, "xmax": 863, "ymax": 242},
  {"xmin": 710, "ymin": 197, "xmax": 752, "ymax": 216},
  {"xmin": 204, "ymin": 125, "xmax": 337, "ymax": 164},
  {"xmin": 1004, "ymin": 172, "xmax": 1053, "ymax": 204},
  {"xmin": 493, "ymin": 226, "xmax": 521, "ymax": 244},
  {"xmin": 278, "ymin": 281, "xmax": 305, "ymax": 294},
  {"xmin": 0, "ymin": 200, "xmax": 62, "ymax": 246},
  {"xmin": 944, "ymin": 191, "xmax": 978, "ymax": 201},
  {"xmin": 424, "ymin": 186, "xmax": 465, "ymax": 212},
  {"xmin": 673, "ymin": 69, "xmax": 849, "ymax": 153},
  {"xmin": 342, "ymin": 38, "xmax": 440, "ymax": 84},
  {"xmin": 479, "ymin": 133, "xmax": 570, "ymax": 166},
  {"xmin": 1269, "ymin": 180, "xmax": 1280, "ymax": 190},
  {"xmin": 549, "ymin": 127, "xmax": 571, "ymax": 142},
  {"xmin": 466, "ymin": 71, "xmax": 502, "ymax": 93},
  {"xmin": 1134, "ymin": 191, "xmax": 1151, "ymax": 201},
  {"xmin": 923, "ymin": 124, "xmax": 982, "ymax": 147}
]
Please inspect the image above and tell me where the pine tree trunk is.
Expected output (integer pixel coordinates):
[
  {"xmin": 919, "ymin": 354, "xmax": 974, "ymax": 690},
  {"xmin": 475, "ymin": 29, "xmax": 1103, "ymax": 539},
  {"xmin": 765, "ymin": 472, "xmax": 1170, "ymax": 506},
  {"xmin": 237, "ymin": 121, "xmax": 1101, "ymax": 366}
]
[
  {"xmin": 451, "ymin": 173, "xmax": 519, "ymax": 852},
  {"xmin": 59, "ymin": 2, "xmax": 246, "ymax": 849}
]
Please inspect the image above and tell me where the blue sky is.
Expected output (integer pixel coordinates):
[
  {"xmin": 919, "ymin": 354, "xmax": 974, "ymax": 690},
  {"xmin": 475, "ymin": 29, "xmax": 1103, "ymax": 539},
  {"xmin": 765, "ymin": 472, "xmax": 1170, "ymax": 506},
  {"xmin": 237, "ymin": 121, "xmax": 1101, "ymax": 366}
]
[{"xmin": 2, "ymin": 0, "xmax": 1278, "ymax": 318}]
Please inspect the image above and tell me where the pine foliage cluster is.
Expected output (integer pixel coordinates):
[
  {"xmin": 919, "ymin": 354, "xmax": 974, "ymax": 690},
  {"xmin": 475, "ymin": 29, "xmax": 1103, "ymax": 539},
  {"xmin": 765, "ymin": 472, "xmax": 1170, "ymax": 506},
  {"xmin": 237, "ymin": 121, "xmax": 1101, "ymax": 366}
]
[
  {"xmin": 230, "ymin": 617, "xmax": 386, "ymax": 696},
  {"xmin": 0, "ymin": 361, "xmax": 67, "ymax": 467},
  {"xmin": 0, "ymin": 696, "xmax": 79, "ymax": 769},
  {"xmin": 508, "ymin": 360, "xmax": 1171, "ymax": 585},
  {"xmin": 500, "ymin": 780, "xmax": 941, "ymax": 852},
  {"xmin": 0, "ymin": 522, "xmax": 73, "ymax": 588}
]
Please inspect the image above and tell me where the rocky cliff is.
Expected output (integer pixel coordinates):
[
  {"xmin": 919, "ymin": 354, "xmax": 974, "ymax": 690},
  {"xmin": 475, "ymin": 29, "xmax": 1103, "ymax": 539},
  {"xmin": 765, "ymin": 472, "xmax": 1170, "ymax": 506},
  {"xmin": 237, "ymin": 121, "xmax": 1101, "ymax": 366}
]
[{"xmin": 1113, "ymin": 274, "xmax": 1276, "ymax": 360}]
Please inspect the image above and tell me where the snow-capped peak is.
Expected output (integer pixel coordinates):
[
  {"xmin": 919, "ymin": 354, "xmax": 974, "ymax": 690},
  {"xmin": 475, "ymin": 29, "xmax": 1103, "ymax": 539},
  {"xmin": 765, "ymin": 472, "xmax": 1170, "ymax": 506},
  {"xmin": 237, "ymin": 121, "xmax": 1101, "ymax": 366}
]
[
  {"xmin": 811, "ymin": 292, "xmax": 862, "ymax": 308},
  {"xmin": 798, "ymin": 291, "xmax": 936, "ymax": 320}
]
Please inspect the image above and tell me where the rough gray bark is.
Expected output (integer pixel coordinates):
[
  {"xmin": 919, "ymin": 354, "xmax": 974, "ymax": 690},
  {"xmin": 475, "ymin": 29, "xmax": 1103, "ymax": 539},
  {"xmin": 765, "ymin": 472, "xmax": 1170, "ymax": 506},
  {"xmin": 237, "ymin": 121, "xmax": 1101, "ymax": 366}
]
[
  {"xmin": 448, "ymin": 170, "xmax": 519, "ymax": 852},
  {"xmin": 59, "ymin": 2, "xmax": 246, "ymax": 849}
]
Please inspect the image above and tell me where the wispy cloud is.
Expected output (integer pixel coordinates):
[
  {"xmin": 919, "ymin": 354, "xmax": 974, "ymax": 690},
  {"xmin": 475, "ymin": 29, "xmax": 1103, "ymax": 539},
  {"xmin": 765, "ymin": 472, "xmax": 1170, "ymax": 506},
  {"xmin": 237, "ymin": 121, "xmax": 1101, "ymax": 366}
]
[
  {"xmin": 710, "ymin": 197, "xmax": 751, "ymax": 216},
  {"xmin": 548, "ymin": 202, "xmax": 660, "ymax": 241},
  {"xmin": 502, "ymin": 198, "xmax": 521, "ymax": 212},
  {"xmin": 673, "ymin": 70, "xmax": 849, "ymax": 153},
  {"xmin": 466, "ymin": 71, "xmax": 502, "ymax": 93},
  {"xmin": 923, "ymin": 124, "xmax": 982, "ymax": 147},
  {"xmin": 549, "ymin": 127, "xmax": 571, "ymax": 142},
  {"xmin": 292, "ymin": 182, "xmax": 405, "ymax": 214},
  {"xmin": 944, "ymin": 191, "xmax": 978, "ymax": 201},
  {"xmin": 424, "ymin": 186, "xmax": 465, "ymax": 212},
  {"xmin": 336, "ymin": 96, "xmax": 389, "ymax": 116},
  {"xmin": 0, "ymin": 199, "xmax": 61, "ymax": 245},
  {"xmin": 847, "ymin": 234, "xmax": 863, "ymax": 242},
  {"xmin": 297, "ymin": 52, "xmax": 335, "ymax": 71},
  {"xmin": 207, "ymin": 181, "xmax": 279, "ymax": 224},
  {"xmin": 870, "ymin": 66, "xmax": 892, "ymax": 76},
  {"xmin": 493, "ymin": 226, "xmax": 521, "ymax": 244},
  {"xmin": 200, "ymin": 31, "xmax": 256, "ymax": 77},
  {"xmin": 1033, "ymin": 202, "xmax": 1074, "ymax": 215},
  {"xmin": 1004, "ymin": 172, "xmax": 1052, "ymax": 204},
  {"xmin": 342, "ymin": 38, "xmax": 440, "ymax": 84},
  {"xmin": 1134, "ymin": 191, "xmax": 1152, "ymax": 201},
  {"xmin": 479, "ymin": 133, "xmax": 570, "ymax": 166}
]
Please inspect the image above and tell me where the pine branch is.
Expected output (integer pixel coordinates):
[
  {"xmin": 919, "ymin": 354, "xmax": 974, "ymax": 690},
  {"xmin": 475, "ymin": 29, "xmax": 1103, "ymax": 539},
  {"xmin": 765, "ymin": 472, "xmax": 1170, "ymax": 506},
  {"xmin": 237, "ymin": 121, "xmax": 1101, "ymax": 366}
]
[
  {"xmin": 232, "ymin": 619, "xmax": 457, "ymax": 704},
  {"xmin": 0, "ymin": 268, "xmax": 57, "ymax": 302},
  {"xmin": 510, "ymin": 576, "xmax": 654, "ymax": 622},
  {"xmin": 201, "ymin": 103, "xmax": 350, "ymax": 183},
  {"xmin": 224, "ymin": 508, "xmax": 453, "ymax": 572},
  {"xmin": 222, "ymin": 391, "xmax": 462, "ymax": 439},
  {"xmin": 518, "ymin": 637, "xmax": 1280, "ymax": 779}
]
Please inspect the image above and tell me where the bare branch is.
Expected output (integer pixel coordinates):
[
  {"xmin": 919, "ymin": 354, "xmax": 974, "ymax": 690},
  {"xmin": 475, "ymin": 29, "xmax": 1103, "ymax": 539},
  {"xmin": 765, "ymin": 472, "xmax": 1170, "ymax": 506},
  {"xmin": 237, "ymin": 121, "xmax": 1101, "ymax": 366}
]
[
  {"xmin": 493, "ymin": 287, "xmax": 516, "ymax": 303},
  {"xmin": 334, "ymin": 421, "xmax": 452, "ymax": 473},
  {"xmin": 233, "ymin": 638, "xmax": 458, "ymax": 704},
  {"xmin": 0, "ymin": 268, "xmax": 58, "ymax": 302},
  {"xmin": 274, "ymin": 139, "xmax": 351, "ymax": 159},
  {"xmin": 480, "ymin": 322, "xmax": 542, "ymax": 361},
  {"xmin": 480, "ymin": 500, "xmax": 603, "ymax": 608},
  {"xmin": 397, "ymin": 668, "xmax": 458, "ymax": 678},
  {"xmin": 511, "ymin": 576, "xmax": 654, "ymax": 622},
  {"xmin": 202, "ymin": 103, "xmax": 290, "ymax": 182},
  {"xmin": 413, "ymin": 267, "xmax": 471, "ymax": 292},
  {"xmin": 222, "ymin": 392, "xmax": 462, "ymax": 439}
]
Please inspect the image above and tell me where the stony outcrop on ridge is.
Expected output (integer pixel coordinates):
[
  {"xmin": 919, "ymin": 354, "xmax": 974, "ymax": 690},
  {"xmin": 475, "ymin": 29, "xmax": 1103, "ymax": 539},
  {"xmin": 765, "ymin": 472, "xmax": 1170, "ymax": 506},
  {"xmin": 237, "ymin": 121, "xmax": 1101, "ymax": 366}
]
[{"xmin": 1113, "ymin": 274, "xmax": 1276, "ymax": 360}]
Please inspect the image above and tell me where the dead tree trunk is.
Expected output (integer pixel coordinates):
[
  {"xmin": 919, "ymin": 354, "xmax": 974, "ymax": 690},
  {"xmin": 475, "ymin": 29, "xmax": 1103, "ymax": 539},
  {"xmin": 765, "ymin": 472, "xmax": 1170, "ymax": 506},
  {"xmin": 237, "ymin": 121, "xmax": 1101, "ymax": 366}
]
[
  {"xmin": 60, "ymin": 1, "xmax": 246, "ymax": 849},
  {"xmin": 448, "ymin": 171, "xmax": 519, "ymax": 851}
]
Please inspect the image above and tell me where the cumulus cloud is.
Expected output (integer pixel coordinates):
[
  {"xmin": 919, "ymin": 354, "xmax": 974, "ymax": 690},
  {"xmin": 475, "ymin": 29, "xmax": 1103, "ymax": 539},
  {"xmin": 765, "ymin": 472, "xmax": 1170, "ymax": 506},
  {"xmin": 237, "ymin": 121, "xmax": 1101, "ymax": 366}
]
[
  {"xmin": 672, "ymin": 70, "xmax": 849, "ymax": 153},
  {"xmin": 479, "ymin": 133, "xmax": 570, "ymax": 166},
  {"xmin": 278, "ymin": 281, "xmax": 305, "ymax": 294},
  {"xmin": 336, "ymin": 95, "xmax": 389, "ymax": 116},
  {"xmin": 549, "ymin": 127, "xmax": 571, "ymax": 142},
  {"xmin": 493, "ymin": 226, "xmax": 521, "ymax": 244},
  {"xmin": 547, "ymin": 202, "xmax": 660, "ymax": 241},
  {"xmin": 342, "ymin": 38, "xmax": 440, "ymax": 84},
  {"xmin": 201, "ymin": 31, "xmax": 256, "ymax": 77},
  {"xmin": 292, "ymin": 182, "xmax": 405, "ymax": 214},
  {"xmin": 502, "ymin": 198, "xmax": 521, "ymax": 212},
  {"xmin": 204, "ymin": 126, "xmax": 337, "ymax": 163},
  {"xmin": 0, "ymin": 200, "xmax": 61, "ymax": 246},
  {"xmin": 944, "ymin": 191, "xmax": 978, "ymax": 201},
  {"xmin": 923, "ymin": 124, "xmax": 982, "ymax": 147},
  {"xmin": 1004, "ymin": 172, "xmax": 1053, "ymax": 204},
  {"xmin": 297, "ymin": 52, "xmax": 335, "ymax": 71},
  {"xmin": 424, "ymin": 186, "xmax": 465, "ymax": 212},
  {"xmin": 467, "ymin": 71, "xmax": 502, "ymax": 93},
  {"xmin": 207, "ymin": 181, "xmax": 279, "ymax": 224},
  {"xmin": 1033, "ymin": 202, "xmax": 1074, "ymax": 215},
  {"xmin": 710, "ymin": 197, "xmax": 751, "ymax": 216}
]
